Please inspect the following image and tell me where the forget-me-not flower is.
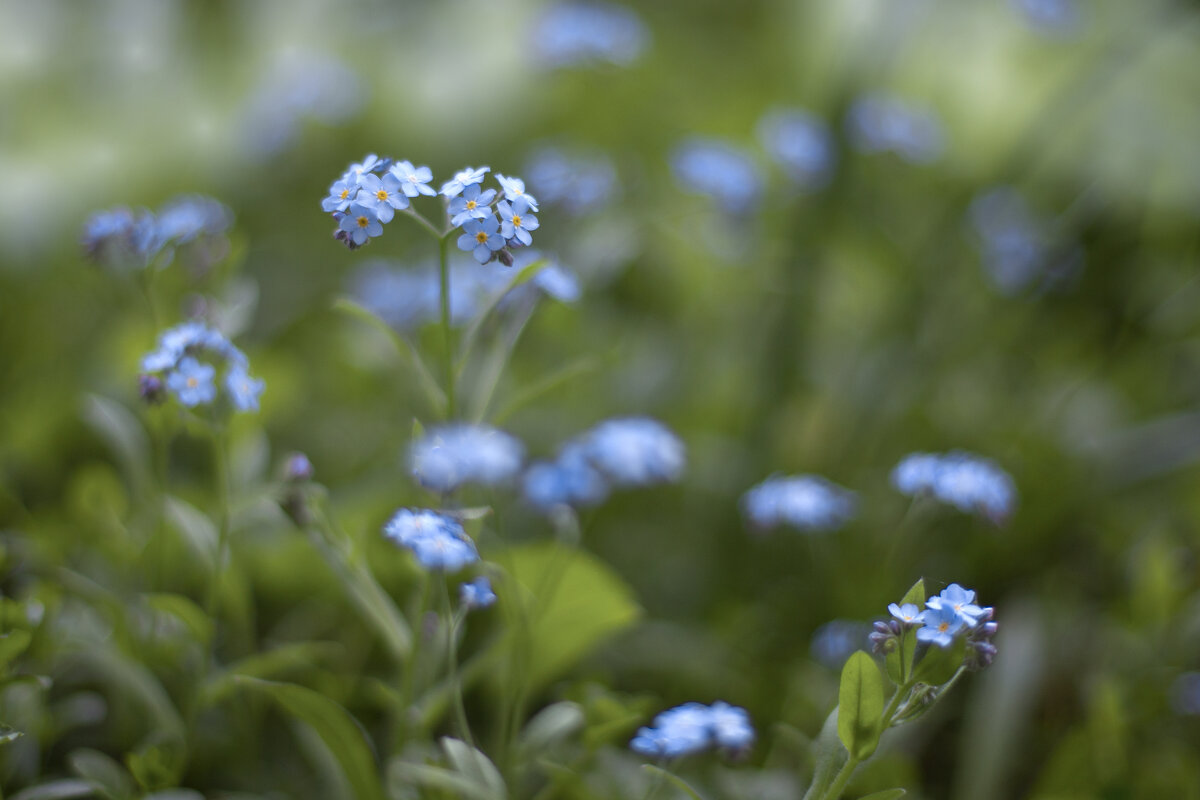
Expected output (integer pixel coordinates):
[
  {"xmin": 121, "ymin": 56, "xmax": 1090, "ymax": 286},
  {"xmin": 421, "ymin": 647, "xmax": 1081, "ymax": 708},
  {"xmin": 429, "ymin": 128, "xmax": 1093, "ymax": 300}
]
[
  {"xmin": 141, "ymin": 321, "xmax": 264, "ymax": 414},
  {"xmin": 322, "ymin": 178, "xmax": 359, "ymax": 213},
  {"xmin": 580, "ymin": 417, "xmax": 686, "ymax": 487},
  {"xmin": 167, "ymin": 357, "xmax": 217, "ymax": 407},
  {"xmin": 891, "ymin": 450, "xmax": 1016, "ymax": 523},
  {"xmin": 459, "ymin": 576, "xmax": 497, "ymax": 610},
  {"xmin": 390, "ymin": 160, "xmax": 438, "ymax": 197},
  {"xmin": 343, "ymin": 154, "xmax": 381, "ymax": 184},
  {"xmin": 448, "ymin": 183, "xmax": 497, "ymax": 227},
  {"xmin": 339, "ymin": 203, "xmax": 384, "ymax": 246},
  {"xmin": 847, "ymin": 94, "xmax": 945, "ymax": 164},
  {"xmin": 532, "ymin": 2, "xmax": 649, "ymax": 68},
  {"xmin": 926, "ymin": 583, "xmax": 986, "ymax": 626},
  {"xmin": 156, "ymin": 196, "xmax": 231, "ymax": 243},
  {"xmin": 522, "ymin": 443, "xmax": 609, "ymax": 511},
  {"xmin": 498, "ymin": 198, "xmax": 539, "ymax": 247},
  {"xmin": 226, "ymin": 367, "xmax": 265, "ymax": 412},
  {"xmin": 525, "ymin": 147, "xmax": 616, "ymax": 215},
  {"xmin": 741, "ymin": 475, "xmax": 857, "ymax": 532},
  {"xmin": 916, "ymin": 604, "xmax": 966, "ymax": 648},
  {"xmin": 457, "ymin": 215, "xmax": 506, "ymax": 264},
  {"xmin": 410, "ymin": 424, "xmax": 525, "ymax": 493},
  {"xmin": 440, "ymin": 166, "xmax": 490, "ymax": 198},
  {"xmin": 356, "ymin": 172, "xmax": 409, "ymax": 222},
  {"xmin": 671, "ymin": 138, "xmax": 764, "ymax": 213},
  {"xmin": 888, "ymin": 603, "xmax": 922, "ymax": 626},
  {"xmin": 495, "ymin": 174, "xmax": 539, "ymax": 212},
  {"xmin": 758, "ymin": 108, "xmax": 836, "ymax": 190},
  {"xmin": 630, "ymin": 701, "xmax": 754, "ymax": 759},
  {"xmin": 383, "ymin": 508, "xmax": 478, "ymax": 572}
]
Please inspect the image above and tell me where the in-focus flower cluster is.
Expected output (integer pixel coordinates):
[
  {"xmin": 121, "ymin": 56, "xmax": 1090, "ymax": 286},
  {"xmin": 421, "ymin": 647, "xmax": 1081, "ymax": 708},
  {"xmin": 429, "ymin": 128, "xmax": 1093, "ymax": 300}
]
[
  {"xmin": 139, "ymin": 321, "xmax": 264, "ymax": 412},
  {"xmin": 522, "ymin": 417, "xmax": 685, "ymax": 512},
  {"xmin": 630, "ymin": 701, "xmax": 754, "ymax": 759},
  {"xmin": 872, "ymin": 583, "xmax": 998, "ymax": 669},
  {"xmin": 741, "ymin": 474, "xmax": 857, "ymax": 533},
  {"xmin": 323, "ymin": 155, "xmax": 541, "ymax": 264},
  {"xmin": 83, "ymin": 195, "xmax": 232, "ymax": 271},
  {"xmin": 383, "ymin": 508, "xmax": 479, "ymax": 572},
  {"xmin": 892, "ymin": 451, "xmax": 1016, "ymax": 523},
  {"xmin": 410, "ymin": 424, "xmax": 525, "ymax": 494}
]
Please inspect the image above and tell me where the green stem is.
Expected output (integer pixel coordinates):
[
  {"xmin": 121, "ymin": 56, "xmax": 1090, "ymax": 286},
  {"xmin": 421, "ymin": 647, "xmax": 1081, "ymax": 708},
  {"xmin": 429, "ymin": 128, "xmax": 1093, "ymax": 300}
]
[
  {"xmin": 439, "ymin": 581, "xmax": 474, "ymax": 746},
  {"xmin": 402, "ymin": 207, "xmax": 445, "ymax": 240},
  {"xmin": 819, "ymin": 755, "xmax": 860, "ymax": 800},
  {"xmin": 203, "ymin": 428, "xmax": 231, "ymax": 626},
  {"xmin": 396, "ymin": 574, "xmax": 435, "ymax": 753},
  {"xmin": 438, "ymin": 234, "xmax": 457, "ymax": 420}
]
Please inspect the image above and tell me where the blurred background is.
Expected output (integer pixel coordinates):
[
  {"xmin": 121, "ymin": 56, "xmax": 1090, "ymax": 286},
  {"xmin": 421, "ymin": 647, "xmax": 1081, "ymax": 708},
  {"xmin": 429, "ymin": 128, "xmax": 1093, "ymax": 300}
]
[{"xmin": 3, "ymin": 0, "xmax": 1200, "ymax": 797}]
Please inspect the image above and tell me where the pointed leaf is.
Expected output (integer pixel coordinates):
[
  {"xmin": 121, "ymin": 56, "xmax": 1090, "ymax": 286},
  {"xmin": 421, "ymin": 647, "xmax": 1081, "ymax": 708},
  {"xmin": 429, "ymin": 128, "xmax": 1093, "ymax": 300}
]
[
  {"xmin": 837, "ymin": 652, "xmax": 884, "ymax": 760},
  {"xmin": 389, "ymin": 763, "xmax": 496, "ymax": 800},
  {"xmin": 914, "ymin": 637, "xmax": 967, "ymax": 686},
  {"xmin": 0, "ymin": 629, "xmax": 32, "ymax": 670},
  {"xmin": 441, "ymin": 738, "xmax": 506, "ymax": 800},
  {"xmin": 900, "ymin": 578, "xmax": 925, "ymax": 607},
  {"xmin": 10, "ymin": 780, "xmax": 95, "ymax": 800},
  {"xmin": 518, "ymin": 702, "xmax": 585, "ymax": 755},
  {"xmin": 69, "ymin": 749, "xmax": 136, "ymax": 800},
  {"xmin": 642, "ymin": 765, "xmax": 706, "ymax": 800},
  {"xmin": 801, "ymin": 709, "xmax": 847, "ymax": 800},
  {"xmin": 82, "ymin": 395, "xmax": 149, "ymax": 495}
]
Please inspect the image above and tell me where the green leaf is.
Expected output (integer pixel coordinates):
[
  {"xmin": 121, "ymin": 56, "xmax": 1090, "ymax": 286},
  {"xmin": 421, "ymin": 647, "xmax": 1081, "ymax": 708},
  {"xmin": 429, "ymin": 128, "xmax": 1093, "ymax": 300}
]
[
  {"xmin": 441, "ymin": 738, "xmax": 507, "ymax": 800},
  {"xmin": 163, "ymin": 496, "xmax": 217, "ymax": 570},
  {"xmin": 456, "ymin": 258, "xmax": 550, "ymax": 370},
  {"xmin": 233, "ymin": 677, "xmax": 385, "ymax": 800},
  {"xmin": 914, "ymin": 637, "xmax": 966, "ymax": 686},
  {"xmin": 837, "ymin": 651, "xmax": 884, "ymax": 760},
  {"xmin": 205, "ymin": 642, "xmax": 345, "ymax": 704},
  {"xmin": 518, "ymin": 702, "xmax": 585, "ymax": 756},
  {"xmin": 73, "ymin": 648, "xmax": 184, "ymax": 740},
  {"xmin": 900, "ymin": 578, "xmax": 925, "ymax": 607},
  {"xmin": 859, "ymin": 790, "xmax": 907, "ymax": 800},
  {"xmin": 389, "ymin": 763, "xmax": 496, "ymax": 800},
  {"xmin": 494, "ymin": 542, "xmax": 640, "ymax": 689},
  {"xmin": 10, "ymin": 779, "xmax": 96, "ymax": 800},
  {"xmin": 0, "ymin": 629, "xmax": 32, "ymax": 670},
  {"xmin": 641, "ymin": 765, "xmax": 706, "ymax": 800},
  {"xmin": 81, "ymin": 395, "xmax": 149, "ymax": 496},
  {"xmin": 69, "ymin": 749, "xmax": 136, "ymax": 800},
  {"xmin": 885, "ymin": 630, "xmax": 916, "ymax": 686},
  {"xmin": 801, "ymin": 709, "xmax": 847, "ymax": 800},
  {"xmin": 125, "ymin": 737, "xmax": 185, "ymax": 793},
  {"xmin": 143, "ymin": 593, "xmax": 213, "ymax": 646}
]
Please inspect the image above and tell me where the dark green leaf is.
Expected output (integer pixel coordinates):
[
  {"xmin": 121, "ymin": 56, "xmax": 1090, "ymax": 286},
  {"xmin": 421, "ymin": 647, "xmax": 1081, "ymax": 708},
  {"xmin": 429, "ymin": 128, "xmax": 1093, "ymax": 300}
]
[
  {"xmin": 914, "ymin": 637, "xmax": 966, "ymax": 686},
  {"xmin": 441, "ymin": 738, "xmax": 506, "ymax": 800},
  {"xmin": 10, "ymin": 780, "xmax": 95, "ymax": 800},
  {"xmin": 518, "ymin": 702, "xmax": 585, "ymax": 756},
  {"xmin": 837, "ymin": 651, "xmax": 884, "ymax": 760},
  {"xmin": 900, "ymin": 578, "xmax": 925, "ymax": 607},
  {"xmin": 69, "ymin": 749, "xmax": 136, "ymax": 800},
  {"xmin": 859, "ymin": 790, "xmax": 907, "ymax": 800},
  {"xmin": 0, "ymin": 629, "xmax": 32, "ymax": 670},
  {"xmin": 642, "ymin": 765, "xmax": 706, "ymax": 800}
]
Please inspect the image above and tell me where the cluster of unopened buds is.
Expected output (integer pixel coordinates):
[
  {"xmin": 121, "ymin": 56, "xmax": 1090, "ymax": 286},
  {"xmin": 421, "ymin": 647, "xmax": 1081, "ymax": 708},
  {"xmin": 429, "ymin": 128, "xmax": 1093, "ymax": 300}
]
[
  {"xmin": 322, "ymin": 154, "xmax": 539, "ymax": 265},
  {"xmin": 871, "ymin": 583, "xmax": 998, "ymax": 670}
]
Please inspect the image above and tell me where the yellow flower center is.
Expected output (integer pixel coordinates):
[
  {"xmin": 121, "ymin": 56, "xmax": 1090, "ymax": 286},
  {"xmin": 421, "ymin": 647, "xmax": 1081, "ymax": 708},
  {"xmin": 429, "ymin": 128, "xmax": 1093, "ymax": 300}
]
[
  {"xmin": 465, "ymin": 200, "xmax": 477, "ymax": 211},
  {"xmin": 357, "ymin": 216, "xmax": 370, "ymax": 228},
  {"xmin": 339, "ymin": 188, "xmax": 350, "ymax": 200},
  {"xmin": 475, "ymin": 231, "xmax": 489, "ymax": 244},
  {"xmin": 512, "ymin": 214, "xmax": 522, "ymax": 228},
  {"xmin": 186, "ymin": 377, "xmax": 198, "ymax": 388},
  {"xmin": 376, "ymin": 189, "xmax": 389, "ymax": 201},
  {"xmin": 937, "ymin": 622, "xmax": 949, "ymax": 632}
]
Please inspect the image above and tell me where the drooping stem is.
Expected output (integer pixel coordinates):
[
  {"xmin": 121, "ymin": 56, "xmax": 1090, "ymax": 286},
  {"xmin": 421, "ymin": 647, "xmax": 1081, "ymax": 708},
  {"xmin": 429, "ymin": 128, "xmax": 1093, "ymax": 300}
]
[
  {"xmin": 438, "ymin": 234, "xmax": 457, "ymax": 420},
  {"xmin": 439, "ymin": 580, "xmax": 474, "ymax": 746}
]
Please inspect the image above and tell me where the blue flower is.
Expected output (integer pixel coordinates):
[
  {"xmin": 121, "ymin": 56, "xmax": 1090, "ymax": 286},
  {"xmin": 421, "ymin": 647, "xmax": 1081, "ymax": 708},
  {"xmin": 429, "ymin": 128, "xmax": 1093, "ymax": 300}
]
[
  {"xmin": 532, "ymin": 2, "xmax": 648, "ymax": 68},
  {"xmin": 1011, "ymin": 0, "xmax": 1080, "ymax": 36},
  {"xmin": 166, "ymin": 357, "xmax": 217, "ymax": 407},
  {"xmin": 497, "ymin": 198, "xmax": 539, "ymax": 247},
  {"xmin": 440, "ymin": 166, "xmax": 490, "ymax": 198},
  {"xmin": 456, "ymin": 215, "xmax": 506, "ymax": 265},
  {"xmin": 581, "ymin": 417, "xmax": 686, "ymax": 487},
  {"xmin": 891, "ymin": 453, "xmax": 943, "ymax": 495},
  {"xmin": 846, "ymin": 94, "xmax": 945, "ymax": 164},
  {"xmin": 383, "ymin": 508, "xmax": 478, "ymax": 572},
  {"xmin": 82, "ymin": 207, "xmax": 163, "ymax": 268},
  {"xmin": 495, "ymin": 174, "xmax": 539, "ymax": 212},
  {"xmin": 390, "ymin": 160, "xmax": 438, "ymax": 197},
  {"xmin": 226, "ymin": 367, "xmax": 265, "ymax": 412},
  {"xmin": 522, "ymin": 443, "xmax": 609, "ymax": 511},
  {"xmin": 524, "ymin": 147, "xmax": 616, "ymax": 215},
  {"xmin": 156, "ymin": 195, "xmax": 231, "ymax": 243},
  {"xmin": 356, "ymin": 172, "xmax": 409, "ymax": 222},
  {"xmin": 338, "ymin": 203, "xmax": 384, "ymax": 246},
  {"xmin": 741, "ymin": 475, "xmax": 857, "ymax": 532},
  {"xmin": 891, "ymin": 450, "xmax": 1016, "ymax": 522},
  {"xmin": 888, "ymin": 603, "xmax": 922, "ymax": 626},
  {"xmin": 968, "ymin": 187, "xmax": 1080, "ymax": 295},
  {"xmin": 926, "ymin": 584, "xmax": 986, "ymax": 626},
  {"xmin": 630, "ymin": 701, "xmax": 754, "ymax": 759},
  {"xmin": 810, "ymin": 620, "xmax": 870, "ymax": 670},
  {"xmin": 671, "ymin": 138, "xmax": 764, "ymax": 213},
  {"xmin": 410, "ymin": 424, "xmax": 525, "ymax": 493},
  {"xmin": 916, "ymin": 604, "xmax": 966, "ymax": 648},
  {"xmin": 533, "ymin": 263, "xmax": 581, "ymax": 303},
  {"xmin": 757, "ymin": 108, "xmax": 836, "ymax": 189},
  {"xmin": 322, "ymin": 178, "xmax": 358, "ymax": 213},
  {"xmin": 448, "ymin": 183, "xmax": 497, "ymax": 227},
  {"xmin": 343, "ymin": 154, "xmax": 381, "ymax": 184},
  {"xmin": 459, "ymin": 576, "xmax": 497, "ymax": 610}
]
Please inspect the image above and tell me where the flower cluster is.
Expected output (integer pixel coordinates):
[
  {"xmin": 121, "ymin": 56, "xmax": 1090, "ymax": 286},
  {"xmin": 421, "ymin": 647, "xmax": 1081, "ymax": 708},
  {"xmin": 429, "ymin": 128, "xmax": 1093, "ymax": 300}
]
[
  {"xmin": 410, "ymin": 424, "xmax": 525, "ymax": 494},
  {"xmin": 383, "ymin": 508, "xmax": 478, "ymax": 572},
  {"xmin": 630, "ymin": 701, "xmax": 754, "ymax": 759},
  {"xmin": 741, "ymin": 474, "xmax": 857, "ymax": 532},
  {"xmin": 323, "ymin": 155, "xmax": 541, "ymax": 264},
  {"xmin": 83, "ymin": 195, "xmax": 231, "ymax": 271},
  {"xmin": 139, "ymin": 321, "xmax": 264, "ymax": 412},
  {"xmin": 522, "ymin": 417, "xmax": 686, "ymax": 511},
  {"xmin": 524, "ymin": 146, "xmax": 617, "ymax": 215},
  {"xmin": 891, "ymin": 450, "xmax": 1016, "ymax": 523},
  {"xmin": 846, "ymin": 93, "xmax": 945, "ymax": 164},
  {"xmin": 872, "ymin": 583, "xmax": 998, "ymax": 669}
]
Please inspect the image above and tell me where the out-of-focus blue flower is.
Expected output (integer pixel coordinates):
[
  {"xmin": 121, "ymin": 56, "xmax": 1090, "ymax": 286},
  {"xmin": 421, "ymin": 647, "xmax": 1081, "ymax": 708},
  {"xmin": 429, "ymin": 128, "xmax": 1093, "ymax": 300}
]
[
  {"xmin": 671, "ymin": 138, "xmax": 764, "ymax": 213},
  {"xmin": 968, "ymin": 187, "xmax": 1081, "ymax": 294},
  {"xmin": 757, "ymin": 108, "xmax": 836, "ymax": 189},
  {"xmin": 888, "ymin": 603, "xmax": 922, "ymax": 625},
  {"xmin": 847, "ymin": 94, "xmax": 945, "ymax": 164},
  {"xmin": 322, "ymin": 178, "xmax": 358, "ymax": 213},
  {"xmin": 741, "ymin": 475, "xmax": 857, "ymax": 532},
  {"xmin": 533, "ymin": 262, "xmax": 581, "ymax": 302},
  {"xmin": 390, "ymin": 161, "xmax": 438, "ymax": 198},
  {"xmin": 343, "ymin": 154, "xmax": 381, "ymax": 185},
  {"xmin": 241, "ymin": 52, "xmax": 364, "ymax": 156},
  {"xmin": 457, "ymin": 215, "xmax": 506, "ymax": 264},
  {"xmin": 891, "ymin": 450, "xmax": 1016, "ymax": 523},
  {"xmin": 285, "ymin": 452, "xmax": 314, "ymax": 481},
  {"xmin": 522, "ymin": 443, "xmax": 609, "ymax": 510},
  {"xmin": 1012, "ymin": 0, "xmax": 1080, "ymax": 36},
  {"xmin": 927, "ymin": 583, "xmax": 986, "ymax": 626},
  {"xmin": 167, "ymin": 357, "xmax": 217, "ymax": 407},
  {"xmin": 916, "ymin": 604, "xmax": 966, "ymax": 648},
  {"xmin": 440, "ymin": 166, "xmax": 490, "ymax": 198},
  {"xmin": 498, "ymin": 198, "xmax": 539, "ymax": 246},
  {"xmin": 356, "ymin": 172, "xmax": 409, "ymax": 223},
  {"xmin": 339, "ymin": 203, "xmax": 384, "ymax": 246},
  {"xmin": 448, "ymin": 183, "xmax": 497, "ymax": 227},
  {"xmin": 383, "ymin": 508, "xmax": 477, "ymax": 572},
  {"xmin": 459, "ymin": 576, "xmax": 497, "ymax": 610},
  {"xmin": 1170, "ymin": 672, "xmax": 1200, "ymax": 716},
  {"xmin": 532, "ymin": 2, "xmax": 648, "ymax": 68},
  {"xmin": 525, "ymin": 147, "xmax": 617, "ymax": 215},
  {"xmin": 495, "ymin": 174, "xmax": 539, "ymax": 212},
  {"xmin": 410, "ymin": 424, "xmax": 525, "ymax": 493},
  {"xmin": 84, "ymin": 195, "xmax": 230, "ymax": 270},
  {"xmin": 581, "ymin": 417, "xmax": 685, "ymax": 487},
  {"xmin": 156, "ymin": 195, "xmax": 232, "ymax": 243},
  {"xmin": 350, "ymin": 259, "xmax": 502, "ymax": 330},
  {"xmin": 630, "ymin": 701, "xmax": 753, "ymax": 758},
  {"xmin": 810, "ymin": 620, "xmax": 870, "ymax": 670},
  {"xmin": 226, "ymin": 367, "xmax": 265, "ymax": 412}
]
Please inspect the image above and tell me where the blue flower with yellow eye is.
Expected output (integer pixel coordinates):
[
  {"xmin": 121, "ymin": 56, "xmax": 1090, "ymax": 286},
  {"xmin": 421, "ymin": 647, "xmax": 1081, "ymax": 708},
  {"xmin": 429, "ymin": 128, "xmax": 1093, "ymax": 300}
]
[
  {"xmin": 356, "ymin": 172, "xmax": 409, "ymax": 222},
  {"xmin": 498, "ymin": 198, "xmax": 539, "ymax": 246},
  {"xmin": 322, "ymin": 178, "xmax": 358, "ymax": 212},
  {"xmin": 338, "ymin": 203, "xmax": 383, "ymax": 246},
  {"xmin": 448, "ymin": 183, "xmax": 497, "ymax": 227},
  {"xmin": 495, "ymin": 174, "xmax": 539, "ymax": 212},
  {"xmin": 390, "ymin": 160, "xmax": 438, "ymax": 198},
  {"xmin": 440, "ymin": 166, "xmax": 490, "ymax": 197},
  {"xmin": 456, "ymin": 215, "xmax": 506, "ymax": 264},
  {"xmin": 167, "ymin": 357, "xmax": 216, "ymax": 407}
]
